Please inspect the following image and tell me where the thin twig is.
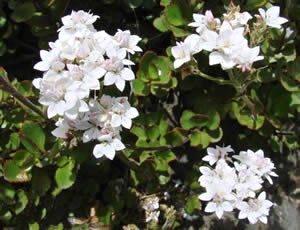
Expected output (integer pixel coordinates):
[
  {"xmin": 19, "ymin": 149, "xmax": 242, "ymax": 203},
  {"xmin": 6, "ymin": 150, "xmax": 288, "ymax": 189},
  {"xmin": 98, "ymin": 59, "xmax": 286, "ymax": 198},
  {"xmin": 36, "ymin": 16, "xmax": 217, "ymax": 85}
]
[
  {"xmin": 118, "ymin": 151, "xmax": 141, "ymax": 172},
  {"xmin": 0, "ymin": 70, "xmax": 46, "ymax": 119},
  {"xmin": 192, "ymin": 69, "xmax": 233, "ymax": 86}
]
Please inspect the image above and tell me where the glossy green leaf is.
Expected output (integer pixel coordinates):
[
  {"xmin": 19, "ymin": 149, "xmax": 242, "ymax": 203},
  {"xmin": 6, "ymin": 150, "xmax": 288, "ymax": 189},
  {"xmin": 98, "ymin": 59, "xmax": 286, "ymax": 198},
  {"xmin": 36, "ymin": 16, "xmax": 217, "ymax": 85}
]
[
  {"xmin": 161, "ymin": 0, "xmax": 171, "ymax": 6},
  {"xmin": 244, "ymin": 0, "xmax": 267, "ymax": 10},
  {"xmin": 180, "ymin": 110, "xmax": 208, "ymax": 129},
  {"xmin": 190, "ymin": 130, "xmax": 210, "ymax": 148},
  {"xmin": 55, "ymin": 159, "xmax": 76, "ymax": 190},
  {"xmin": 11, "ymin": 2, "xmax": 36, "ymax": 22},
  {"xmin": 21, "ymin": 121, "xmax": 45, "ymax": 151},
  {"xmin": 165, "ymin": 4, "xmax": 187, "ymax": 26},
  {"xmin": 164, "ymin": 128, "xmax": 187, "ymax": 147},
  {"xmin": 3, "ymin": 160, "xmax": 31, "ymax": 182},
  {"xmin": 14, "ymin": 190, "xmax": 28, "ymax": 214},
  {"xmin": 280, "ymin": 75, "xmax": 300, "ymax": 92},
  {"xmin": 153, "ymin": 15, "xmax": 169, "ymax": 32},
  {"xmin": 133, "ymin": 79, "xmax": 150, "ymax": 96},
  {"xmin": 186, "ymin": 195, "xmax": 201, "ymax": 214}
]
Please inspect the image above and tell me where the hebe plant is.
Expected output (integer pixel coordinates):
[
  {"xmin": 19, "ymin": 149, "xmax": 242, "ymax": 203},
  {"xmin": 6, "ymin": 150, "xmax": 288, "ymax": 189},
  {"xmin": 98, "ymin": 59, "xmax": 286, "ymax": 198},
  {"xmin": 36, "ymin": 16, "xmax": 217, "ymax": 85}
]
[{"xmin": 0, "ymin": 0, "xmax": 299, "ymax": 229}]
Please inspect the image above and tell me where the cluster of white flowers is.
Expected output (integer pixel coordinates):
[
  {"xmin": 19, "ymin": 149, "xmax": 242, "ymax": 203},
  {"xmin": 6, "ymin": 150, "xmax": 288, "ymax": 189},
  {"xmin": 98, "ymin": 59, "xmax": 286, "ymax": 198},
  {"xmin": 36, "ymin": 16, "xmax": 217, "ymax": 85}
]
[
  {"xmin": 199, "ymin": 146, "xmax": 278, "ymax": 224},
  {"xmin": 172, "ymin": 5, "xmax": 288, "ymax": 71},
  {"xmin": 141, "ymin": 196, "xmax": 160, "ymax": 223},
  {"xmin": 33, "ymin": 10, "xmax": 141, "ymax": 159}
]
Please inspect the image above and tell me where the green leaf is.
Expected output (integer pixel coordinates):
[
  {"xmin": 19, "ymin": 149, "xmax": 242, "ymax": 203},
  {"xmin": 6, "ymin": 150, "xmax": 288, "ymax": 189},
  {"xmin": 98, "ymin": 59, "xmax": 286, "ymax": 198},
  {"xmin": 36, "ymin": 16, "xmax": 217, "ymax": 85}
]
[
  {"xmin": 169, "ymin": 24, "xmax": 190, "ymax": 37},
  {"xmin": 206, "ymin": 110, "xmax": 221, "ymax": 130},
  {"xmin": 6, "ymin": 132, "xmax": 20, "ymax": 150},
  {"xmin": 0, "ymin": 183, "xmax": 15, "ymax": 205},
  {"xmin": 133, "ymin": 79, "xmax": 150, "ymax": 96},
  {"xmin": 148, "ymin": 63, "xmax": 159, "ymax": 80},
  {"xmin": 48, "ymin": 223, "xmax": 64, "ymax": 230},
  {"xmin": 21, "ymin": 121, "xmax": 45, "ymax": 151},
  {"xmin": 14, "ymin": 190, "xmax": 28, "ymax": 215},
  {"xmin": 3, "ymin": 160, "xmax": 31, "ymax": 182},
  {"xmin": 244, "ymin": 0, "xmax": 267, "ymax": 10},
  {"xmin": 186, "ymin": 195, "xmax": 201, "ymax": 214},
  {"xmin": 161, "ymin": 0, "xmax": 171, "ymax": 6},
  {"xmin": 164, "ymin": 128, "xmax": 187, "ymax": 147},
  {"xmin": 55, "ymin": 159, "xmax": 76, "ymax": 190},
  {"xmin": 29, "ymin": 223, "xmax": 39, "ymax": 230},
  {"xmin": 0, "ymin": 209, "xmax": 12, "ymax": 222},
  {"xmin": 180, "ymin": 110, "xmax": 208, "ymax": 129},
  {"xmin": 165, "ymin": 4, "xmax": 187, "ymax": 26},
  {"xmin": 153, "ymin": 16, "xmax": 169, "ymax": 32},
  {"xmin": 147, "ymin": 126, "xmax": 161, "ymax": 140},
  {"xmin": 131, "ymin": 126, "xmax": 147, "ymax": 140},
  {"xmin": 280, "ymin": 75, "xmax": 300, "ymax": 92},
  {"xmin": 289, "ymin": 57, "xmax": 300, "ymax": 82},
  {"xmin": 32, "ymin": 168, "xmax": 51, "ymax": 196},
  {"xmin": 232, "ymin": 102, "xmax": 265, "ymax": 130},
  {"xmin": 156, "ymin": 150, "xmax": 176, "ymax": 163},
  {"xmin": 206, "ymin": 128, "xmax": 223, "ymax": 143},
  {"xmin": 11, "ymin": 2, "xmax": 36, "ymax": 22},
  {"xmin": 190, "ymin": 130, "xmax": 210, "ymax": 148}
]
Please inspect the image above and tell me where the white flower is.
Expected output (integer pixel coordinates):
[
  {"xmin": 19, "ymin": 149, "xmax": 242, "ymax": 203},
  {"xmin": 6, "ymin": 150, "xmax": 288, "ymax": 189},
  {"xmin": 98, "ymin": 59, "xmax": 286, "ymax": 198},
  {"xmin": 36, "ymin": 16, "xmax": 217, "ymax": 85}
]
[
  {"xmin": 34, "ymin": 49, "xmax": 64, "ymax": 72},
  {"xmin": 237, "ymin": 192, "xmax": 273, "ymax": 224},
  {"xmin": 258, "ymin": 6, "xmax": 288, "ymax": 29},
  {"xmin": 224, "ymin": 11, "xmax": 253, "ymax": 28},
  {"xmin": 93, "ymin": 137, "xmax": 125, "ymax": 160},
  {"xmin": 111, "ymin": 97, "xmax": 139, "ymax": 129},
  {"xmin": 58, "ymin": 10, "xmax": 98, "ymax": 41},
  {"xmin": 171, "ymin": 40, "xmax": 192, "ymax": 69},
  {"xmin": 202, "ymin": 145, "xmax": 234, "ymax": 165},
  {"xmin": 234, "ymin": 46, "xmax": 264, "ymax": 72},
  {"xmin": 233, "ymin": 149, "xmax": 278, "ymax": 184},
  {"xmin": 188, "ymin": 10, "xmax": 221, "ymax": 34},
  {"xmin": 209, "ymin": 21, "xmax": 248, "ymax": 70},
  {"xmin": 199, "ymin": 181, "xmax": 235, "ymax": 219},
  {"xmin": 114, "ymin": 29, "xmax": 142, "ymax": 54},
  {"xmin": 103, "ymin": 47, "xmax": 135, "ymax": 91}
]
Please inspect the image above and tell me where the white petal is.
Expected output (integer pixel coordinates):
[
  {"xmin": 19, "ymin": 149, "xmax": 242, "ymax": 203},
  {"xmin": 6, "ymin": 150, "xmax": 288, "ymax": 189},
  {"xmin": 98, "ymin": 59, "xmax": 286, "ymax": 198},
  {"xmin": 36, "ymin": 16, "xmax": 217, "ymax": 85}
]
[
  {"xmin": 115, "ymin": 78, "xmax": 126, "ymax": 91},
  {"xmin": 111, "ymin": 114, "xmax": 122, "ymax": 127},
  {"xmin": 34, "ymin": 61, "xmax": 49, "ymax": 71},
  {"xmin": 93, "ymin": 143, "xmax": 114, "ymax": 159},
  {"xmin": 104, "ymin": 72, "xmax": 117, "ymax": 86},
  {"xmin": 121, "ymin": 68, "xmax": 135, "ymax": 80},
  {"xmin": 205, "ymin": 202, "xmax": 216, "ymax": 213},
  {"xmin": 111, "ymin": 138, "xmax": 125, "ymax": 151},
  {"xmin": 125, "ymin": 107, "xmax": 139, "ymax": 119},
  {"xmin": 47, "ymin": 103, "xmax": 57, "ymax": 118},
  {"xmin": 199, "ymin": 192, "xmax": 213, "ymax": 201},
  {"xmin": 122, "ymin": 117, "xmax": 132, "ymax": 129},
  {"xmin": 215, "ymin": 207, "xmax": 224, "ymax": 219},
  {"xmin": 259, "ymin": 216, "xmax": 268, "ymax": 224},
  {"xmin": 238, "ymin": 210, "xmax": 248, "ymax": 219}
]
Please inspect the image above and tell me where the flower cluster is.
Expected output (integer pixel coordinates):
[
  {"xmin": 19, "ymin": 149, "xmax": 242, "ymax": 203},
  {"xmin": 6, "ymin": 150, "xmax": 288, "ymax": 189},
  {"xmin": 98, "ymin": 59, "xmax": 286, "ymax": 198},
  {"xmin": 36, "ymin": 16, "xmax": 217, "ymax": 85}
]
[
  {"xmin": 33, "ymin": 10, "xmax": 141, "ymax": 159},
  {"xmin": 141, "ymin": 196, "xmax": 160, "ymax": 223},
  {"xmin": 199, "ymin": 146, "xmax": 278, "ymax": 224},
  {"xmin": 172, "ymin": 5, "xmax": 288, "ymax": 71}
]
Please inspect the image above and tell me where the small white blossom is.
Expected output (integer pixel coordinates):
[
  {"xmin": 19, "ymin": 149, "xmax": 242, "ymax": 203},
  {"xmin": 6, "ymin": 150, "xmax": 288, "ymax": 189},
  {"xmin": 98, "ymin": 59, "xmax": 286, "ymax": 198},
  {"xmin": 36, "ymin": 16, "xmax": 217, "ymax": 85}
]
[
  {"xmin": 202, "ymin": 145, "xmax": 234, "ymax": 165},
  {"xmin": 237, "ymin": 192, "xmax": 273, "ymax": 224},
  {"xmin": 188, "ymin": 10, "xmax": 221, "ymax": 34},
  {"xmin": 258, "ymin": 6, "xmax": 288, "ymax": 29},
  {"xmin": 93, "ymin": 137, "xmax": 125, "ymax": 160}
]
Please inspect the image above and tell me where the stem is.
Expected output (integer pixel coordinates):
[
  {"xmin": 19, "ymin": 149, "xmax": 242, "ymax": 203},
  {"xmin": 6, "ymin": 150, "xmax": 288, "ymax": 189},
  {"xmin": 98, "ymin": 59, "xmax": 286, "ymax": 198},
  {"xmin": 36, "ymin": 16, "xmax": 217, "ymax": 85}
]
[
  {"xmin": 0, "ymin": 72, "xmax": 46, "ymax": 119},
  {"xmin": 192, "ymin": 69, "xmax": 233, "ymax": 86},
  {"xmin": 118, "ymin": 151, "xmax": 141, "ymax": 172}
]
